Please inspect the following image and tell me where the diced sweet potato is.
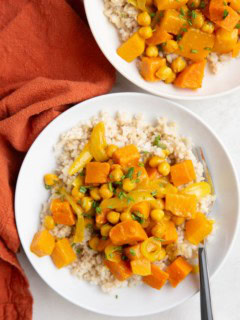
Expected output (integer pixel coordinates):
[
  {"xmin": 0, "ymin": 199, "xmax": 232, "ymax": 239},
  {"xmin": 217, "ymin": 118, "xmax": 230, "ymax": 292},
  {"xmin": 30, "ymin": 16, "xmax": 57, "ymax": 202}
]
[
  {"xmin": 130, "ymin": 259, "xmax": 151, "ymax": 276},
  {"xmin": 112, "ymin": 145, "xmax": 140, "ymax": 167},
  {"xmin": 140, "ymin": 57, "xmax": 166, "ymax": 82},
  {"xmin": 50, "ymin": 199, "xmax": 76, "ymax": 226},
  {"xmin": 131, "ymin": 201, "xmax": 151, "ymax": 219},
  {"xmin": 159, "ymin": 9, "xmax": 187, "ymax": 35},
  {"xmin": 109, "ymin": 220, "xmax": 148, "ymax": 245},
  {"xmin": 124, "ymin": 244, "xmax": 143, "ymax": 261},
  {"xmin": 230, "ymin": 0, "xmax": 240, "ymax": 11},
  {"xmin": 185, "ymin": 212, "xmax": 214, "ymax": 245},
  {"xmin": 162, "ymin": 221, "xmax": 178, "ymax": 244},
  {"xmin": 177, "ymin": 28, "xmax": 215, "ymax": 61},
  {"xmin": 30, "ymin": 229, "xmax": 55, "ymax": 257},
  {"xmin": 104, "ymin": 259, "xmax": 132, "ymax": 281},
  {"xmin": 232, "ymin": 41, "xmax": 240, "ymax": 57},
  {"xmin": 146, "ymin": 166, "xmax": 161, "ymax": 180},
  {"xmin": 170, "ymin": 160, "xmax": 196, "ymax": 186},
  {"xmin": 154, "ymin": 0, "xmax": 188, "ymax": 10},
  {"xmin": 174, "ymin": 60, "xmax": 206, "ymax": 90},
  {"xmin": 166, "ymin": 257, "xmax": 192, "ymax": 287},
  {"xmin": 146, "ymin": 26, "xmax": 173, "ymax": 46},
  {"xmin": 165, "ymin": 194, "xmax": 197, "ymax": 218},
  {"xmin": 143, "ymin": 264, "xmax": 169, "ymax": 290},
  {"xmin": 209, "ymin": 0, "xmax": 239, "ymax": 31},
  {"xmin": 213, "ymin": 28, "xmax": 238, "ymax": 54},
  {"xmin": 97, "ymin": 238, "xmax": 112, "ymax": 252},
  {"xmin": 117, "ymin": 32, "xmax": 145, "ymax": 63},
  {"xmin": 85, "ymin": 161, "xmax": 110, "ymax": 184},
  {"xmin": 51, "ymin": 238, "xmax": 76, "ymax": 269}
]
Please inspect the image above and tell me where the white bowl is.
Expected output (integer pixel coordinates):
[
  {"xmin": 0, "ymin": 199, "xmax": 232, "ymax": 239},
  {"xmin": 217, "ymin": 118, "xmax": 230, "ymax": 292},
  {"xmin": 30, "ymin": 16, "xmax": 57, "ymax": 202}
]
[
  {"xmin": 15, "ymin": 93, "xmax": 239, "ymax": 316},
  {"xmin": 84, "ymin": 0, "xmax": 240, "ymax": 100}
]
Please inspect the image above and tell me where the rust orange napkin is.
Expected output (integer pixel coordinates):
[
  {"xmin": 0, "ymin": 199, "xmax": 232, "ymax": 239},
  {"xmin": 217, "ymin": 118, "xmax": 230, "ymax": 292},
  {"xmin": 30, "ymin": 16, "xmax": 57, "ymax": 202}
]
[{"xmin": 0, "ymin": 0, "xmax": 115, "ymax": 318}]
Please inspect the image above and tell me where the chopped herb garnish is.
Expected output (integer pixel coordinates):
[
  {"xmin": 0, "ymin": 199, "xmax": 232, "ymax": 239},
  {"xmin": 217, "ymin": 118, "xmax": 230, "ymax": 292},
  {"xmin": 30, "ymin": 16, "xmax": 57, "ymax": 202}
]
[
  {"xmin": 150, "ymin": 12, "xmax": 156, "ymax": 17},
  {"xmin": 236, "ymin": 23, "xmax": 240, "ymax": 29},
  {"xmin": 153, "ymin": 135, "xmax": 168, "ymax": 149},
  {"xmin": 76, "ymin": 248, "xmax": 83, "ymax": 254},
  {"xmin": 96, "ymin": 206, "xmax": 102, "ymax": 214},
  {"xmin": 121, "ymin": 254, "xmax": 128, "ymax": 261},
  {"xmin": 151, "ymin": 190, "xmax": 157, "ymax": 197},
  {"xmin": 191, "ymin": 10, "xmax": 197, "ymax": 19},
  {"xmin": 129, "ymin": 248, "xmax": 136, "ymax": 256},
  {"xmin": 107, "ymin": 205, "xmax": 114, "ymax": 209},
  {"xmin": 102, "ymin": 236, "xmax": 108, "ymax": 240},
  {"xmin": 92, "ymin": 200, "xmax": 99, "ymax": 209},
  {"xmin": 79, "ymin": 186, "xmax": 87, "ymax": 193},
  {"xmin": 176, "ymin": 34, "xmax": 183, "ymax": 41},
  {"xmin": 131, "ymin": 212, "xmax": 144, "ymax": 224},
  {"xmin": 44, "ymin": 184, "xmax": 51, "ymax": 190},
  {"xmin": 125, "ymin": 167, "xmax": 134, "ymax": 179},
  {"xmin": 115, "ymin": 295, "xmax": 119, "ymax": 299},
  {"xmin": 223, "ymin": 9, "xmax": 229, "ymax": 19},
  {"xmin": 199, "ymin": 1, "xmax": 206, "ymax": 8},
  {"xmin": 180, "ymin": 8, "xmax": 185, "ymax": 16},
  {"xmin": 118, "ymin": 191, "xmax": 127, "ymax": 200},
  {"xmin": 79, "ymin": 169, "xmax": 85, "ymax": 176},
  {"xmin": 138, "ymin": 162, "xmax": 145, "ymax": 167},
  {"xmin": 179, "ymin": 45, "xmax": 183, "ymax": 51},
  {"xmin": 191, "ymin": 49, "xmax": 198, "ymax": 53},
  {"xmin": 127, "ymin": 196, "xmax": 134, "ymax": 204},
  {"xmin": 83, "ymin": 213, "xmax": 93, "ymax": 218},
  {"xmin": 204, "ymin": 47, "xmax": 212, "ymax": 51},
  {"xmin": 71, "ymin": 242, "xmax": 76, "ymax": 247},
  {"xmin": 137, "ymin": 171, "xmax": 142, "ymax": 177},
  {"xmin": 108, "ymin": 182, "xmax": 113, "ymax": 192},
  {"xmin": 86, "ymin": 223, "xmax": 93, "ymax": 230},
  {"xmin": 154, "ymin": 237, "xmax": 164, "ymax": 242}
]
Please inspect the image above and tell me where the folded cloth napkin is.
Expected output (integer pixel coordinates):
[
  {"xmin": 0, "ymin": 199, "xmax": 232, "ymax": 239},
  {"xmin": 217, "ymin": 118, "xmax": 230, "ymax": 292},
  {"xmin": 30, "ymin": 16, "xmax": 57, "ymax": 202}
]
[{"xmin": 0, "ymin": 0, "xmax": 115, "ymax": 318}]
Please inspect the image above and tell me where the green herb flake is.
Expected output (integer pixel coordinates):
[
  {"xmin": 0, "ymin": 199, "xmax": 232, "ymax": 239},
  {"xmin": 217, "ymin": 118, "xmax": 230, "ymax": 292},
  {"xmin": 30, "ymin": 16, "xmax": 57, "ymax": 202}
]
[
  {"xmin": 125, "ymin": 167, "xmax": 134, "ymax": 179},
  {"xmin": 115, "ymin": 295, "xmax": 119, "ymax": 299},
  {"xmin": 191, "ymin": 10, "xmax": 197, "ymax": 19},
  {"xmin": 153, "ymin": 237, "xmax": 164, "ymax": 242},
  {"xmin": 102, "ymin": 236, "xmax": 108, "ymax": 240},
  {"xmin": 236, "ymin": 23, "xmax": 240, "ymax": 29},
  {"xmin": 223, "ymin": 9, "xmax": 229, "ymax": 19},
  {"xmin": 107, "ymin": 205, "xmax": 114, "ymax": 209},
  {"xmin": 129, "ymin": 248, "xmax": 136, "ymax": 256},
  {"xmin": 150, "ymin": 12, "xmax": 156, "ymax": 17},
  {"xmin": 79, "ymin": 186, "xmax": 87, "ymax": 193},
  {"xmin": 191, "ymin": 49, "xmax": 198, "ymax": 53},
  {"xmin": 151, "ymin": 190, "xmax": 157, "ymax": 197},
  {"xmin": 199, "ymin": 1, "xmax": 206, "ymax": 8},
  {"xmin": 44, "ymin": 184, "xmax": 51, "ymax": 190},
  {"xmin": 108, "ymin": 182, "xmax": 113, "ymax": 192},
  {"xmin": 76, "ymin": 248, "xmax": 83, "ymax": 254},
  {"xmin": 96, "ymin": 206, "xmax": 102, "ymax": 214},
  {"xmin": 121, "ymin": 255, "xmax": 128, "ymax": 261},
  {"xmin": 138, "ymin": 162, "xmax": 145, "ymax": 167}
]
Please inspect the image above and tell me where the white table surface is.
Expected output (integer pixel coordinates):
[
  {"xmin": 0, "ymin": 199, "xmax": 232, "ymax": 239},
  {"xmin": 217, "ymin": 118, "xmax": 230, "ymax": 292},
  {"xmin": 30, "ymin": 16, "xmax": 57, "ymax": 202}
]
[{"xmin": 18, "ymin": 73, "xmax": 240, "ymax": 320}]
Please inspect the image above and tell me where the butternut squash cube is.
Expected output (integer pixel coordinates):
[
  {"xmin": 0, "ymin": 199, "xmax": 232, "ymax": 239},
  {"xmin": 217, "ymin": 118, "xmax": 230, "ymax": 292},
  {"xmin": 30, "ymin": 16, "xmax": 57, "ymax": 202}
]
[
  {"xmin": 177, "ymin": 28, "xmax": 215, "ymax": 61},
  {"xmin": 154, "ymin": 0, "xmax": 188, "ymax": 10},
  {"xmin": 230, "ymin": 0, "xmax": 240, "ymax": 11},
  {"xmin": 146, "ymin": 26, "xmax": 173, "ymax": 46},
  {"xmin": 185, "ymin": 212, "xmax": 214, "ymax": 245},
  {"xmin": 143, "ymin": 264, "xmax": 169, "ymax": 290},
  {"xmin": 30, "ymin": 229, "xmax": 55, "ymax": 257},
  {"xmin": 140, "ymin": 57, "xmax": 166, "ymax": 82},
  {"xmin": 124, "ymin": 244, "xmax": 143, "ymax": 261},
  {"xmin": 85, "ymin": 161, "xmax": 110, "ymax": 184},
  {"xmin": 166, "ymin": 256, "xmax": 192, "ymax": 287},
  {"xmin": 165, "ymin": 193, "xmax": 197, "ymax": 218},
  {"xmin": 112, "ymin": 144, "xmax": 140, "ymax": 167},
  {"xmin": 213, "ymin": 28, "xmax": 238, "ymax": 54},
  {"xmin": 51, "ymin": 238, "xmax": 76, "ymax": 269},
  {"xmin": 130, "ymin": 259, "xmax": 151, "ymax": 276},
  {"xmin": 209, "ymin": 0, "xmax": 239, "ymax": 31},
  {"xmin": 104, "ymin": 259, "xmax": 132, "ymax": 281},
  {"xmin": 232, "ymin": 41, "xmax": 240, "ymax": 57},
  {"xmin": 170, "ymin": 160, "xmax": 196, "ymax": 187},
  {"xmin": 50, "ymin": 199, "xmax": 76, "ymax": 226},
  {"xmin": 162, "ymin": 221, "xmax": 178, "ymax": 244},
  {"xmin": 117, "ymin": 32, "xmax": 145, "ymax": 63},
  {"xmin": 159, "ymin": 9, "xmax": 187, "ymax": 35}
]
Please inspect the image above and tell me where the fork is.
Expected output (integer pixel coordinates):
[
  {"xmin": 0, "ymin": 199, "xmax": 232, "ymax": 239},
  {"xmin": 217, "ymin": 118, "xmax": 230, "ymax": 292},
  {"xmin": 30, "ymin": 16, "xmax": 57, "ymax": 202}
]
[{"xmin": 195, "ymin": 147, "xmax": 214, "ymax": 320}]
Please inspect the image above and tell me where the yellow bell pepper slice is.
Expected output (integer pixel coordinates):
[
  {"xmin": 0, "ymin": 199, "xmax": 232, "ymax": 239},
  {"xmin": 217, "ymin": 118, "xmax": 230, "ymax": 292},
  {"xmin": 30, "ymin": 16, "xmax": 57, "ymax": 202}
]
[
  {"xmin": 89, "ymin": 122, "xmax": 108, "ymax": 162},
  {"xmin": 128, "ymin": 0, "xmax": 147, "ymax": 11},
  {"xmin": 140, "ymin": 237, "xmax": 162, "ymax": 262},
  {"xmin": 181, "ymin": 182, "xmax": 211, "ymax": 200},
  {"xmin": 59, "ymin": 187, "xmax": 84, "ymax": 242},
  {"xmin": 105, "ymin": 245, "xmax": 123, "ymax": 263},
  {"xmin": 68, "ymin": 143, "xmax": 93, "ymax": 176},
  {"xmin": 72, "ymin": 174, "xmax": 84, "ymax": 188}
]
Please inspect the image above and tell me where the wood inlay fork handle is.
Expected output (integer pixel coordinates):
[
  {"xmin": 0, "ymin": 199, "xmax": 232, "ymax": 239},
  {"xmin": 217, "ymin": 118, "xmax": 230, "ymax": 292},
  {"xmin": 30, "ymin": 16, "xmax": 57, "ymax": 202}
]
[{"xmin": 198, "ymin": 247, "xmax": 214, "ymax": 320}]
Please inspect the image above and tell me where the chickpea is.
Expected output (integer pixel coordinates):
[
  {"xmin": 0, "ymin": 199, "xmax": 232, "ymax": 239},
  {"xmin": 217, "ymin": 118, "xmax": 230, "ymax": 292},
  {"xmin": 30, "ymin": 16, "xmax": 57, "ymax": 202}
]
[
  {"xmin": 158, "ymin": 248, "xmax": 166, "ymax": 260},
  {"xmin": 151, "ymin": 198, "xmax": 165, "ymax": 210},
  {"xmin": 151, "ymin": 222, "xmax": 167, "ymax": 238},
  {"xmin": 165, "ymin": 71, "xmax": 176, "ymax": 84},
  {"xmin": 89, "ymin": 236, "xmax": 100, "ymax": 251},
  {"xmin": 146, "ymin": 45, "xmax": 159, "ymax": 57},
  {"xmin": 106, "ymin": 144, "xmax": 118, "ymax": 158},
  {"xmin": 158, "ymin": 161, "xmax": 170, "ymax": 176},
  {"xmin": 150, "ymin": 209, "xmax": 165, "ymax": 222},
  {"xmin": 111, "ymin": 164, "xmax": 122, "ymax": 171},
  {"xmin": 191, "ymin": 10, "xmax": 205, "ymax": 29},
  {"xmin": 107, "ymin": 211, "xmax": 120, "ymax": 224},
  {"xmin": 44, "ymin": 215, "xmax": 55, "ymax": 230},
  {"xmin": 163, "ymin": 149, "xmax": 170, "ymax": 157},
  {"xmin": 172, "ymin": 216, "xmax": 185, "ymax": 225},
  {"xmin": 163, "ymin": 40, "xmax": 178, "ymax": 54},
  {"xmin": 171, "ymin": 57, "xmax": 187, "ymax": 73},
  {"xmin": 100, "ymin": 224, "xmax": 112, "ymax": 237},
  {"xmin": 81, "ymin": 197, "xmax": 93, "ymax": 212},
  {"xmin": 156, "ymin": 65, "xmax": 173, "ymax": 81},
  {"xmin": 120, "ymin": 211, "xmax": 132, "ymax": 221},
  {"xmin": 138, "ymin": 26, "xmax": 153, "ymax": 39},
  {"xmin": 99, "ymin": 184, "xmax": 113, "ymax": 199},
  {"xmin": 149, "ymin": 155, "xmax": 163, "ymax": 168},
  {"xmin": 187, "ymin": 0, "xmax": 200, "ymax": 8},
  {"xmin": 201, "ymin": 21, "xmax": 215, "ymax": 34},
  {"xmin": 137, "ymin": 11, "xmax": 151, "ymax": 26},
  {"xmin": 110, "ymin": 168, "xmax": 123, "ymax": 182},
  {"xmin": 180, "ymin": 4, "xmax": 189, "ymax": 15},
  {"xmin": 122, "ymin": 178, "xmax": 136, "ymax": 192},
  {"xmin": 90, "ymin": 188, "xmax": 101, "ymax": 201},
  {"xmin": 72, "ymin": 186, "xmax": 85, "ymax": 201},
  {"xmin": 44, "ymin": 173, "xmax": 59, "ymax": 187}
]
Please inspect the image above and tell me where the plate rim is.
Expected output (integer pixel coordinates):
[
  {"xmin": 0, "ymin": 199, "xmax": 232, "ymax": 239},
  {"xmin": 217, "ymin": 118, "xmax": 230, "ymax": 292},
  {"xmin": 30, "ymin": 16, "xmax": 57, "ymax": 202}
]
[
  {"xmin": 15, "ymin": 92, "xmax": 240, "ymax": 316},
  {"xmin": 84, "ymin": 0, "xmax": 240, "ymax": 101}
]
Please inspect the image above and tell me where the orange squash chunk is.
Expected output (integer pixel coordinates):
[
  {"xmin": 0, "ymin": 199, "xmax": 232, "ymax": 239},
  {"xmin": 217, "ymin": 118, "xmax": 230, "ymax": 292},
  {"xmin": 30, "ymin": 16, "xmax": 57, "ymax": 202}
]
[
  {"xmin": 109, "ymin": 220, "xmax": 148, "ymax": 245},
  {"xmin": 154, "ymin": 0, "xmax": 188, "ymax": 10},
  {"xmin": 143, "ymin": 264, "xmax": 169, "ymax": 290},
  {"xmin": 85, "ymin": 161, "xmax": 110, "ymax": 184},
  {"xmin": 215, "ymin": 7, "xmax": 239, "ymax": 31},
  {"xmin": 213, "ymin": 28, "xmax": 238, "ymax": 54},
  {"xmin": 177, "ymin": 28, "xmax": 215, "ymax": 62},
  {"xmin": 124, "ymin": 244, "xmax": 143, "ymax": 261},
  {"xmin": 97, "ymin": 238, "xmax": 112, "ymax": 252},
  {"xmin": 132, "ymin": 165, "xmax": 149, "ymax": 184},
  {"xmin": 50, "ymin": 199, "xmax": 76, "ymax": 226},
  {"xmin": 185, "ymin": 212, "xmax": 213, "ymax": 245},
  {"xmin": 232, "ymin": 41, "xmax": 240, "ymax": 57},
  {"xmin": 166, "ymin": 257, "xmax": 192, "ymax": 287},
  {"xmin": 165, "ymin": 194, "xmax": 197, "ymax": 218},
  {"xmin": 112, "ymin": 145, "xmax": 140, "ymax": 167},
  {"xmin": 162, "ymin": 221, "xmax": 178, "ymax": 244},
  {"xmin": 51, "ymin": 238, "xmax": 76, "ymax": 269},
  {"xmin": 170, "ymin": 160, "xmax": 196, "ymax": 186},
  {"xmin": 230, "ymin": 0, "xmax": 240, "ymax": 11},
  {"xmin": 209, "ymin": 0, "xmax": 239, "ymax": 31},
  {"xmin": 30, "ymin": 229, "xmax": 55, "ymax": 257},
  {"xmin": 146, "ymin": 166, "xmax": 160, "ymax": 180},
  {"xmin": 117, "ymin": 32, "xmax": 145, "ymax": 63},
  {"xmin": 146, "ymin": 26, "xmax": 173, "ymax": 46},
  {"xmin": 130, "ymin": 259, "xmax": 151, "ymax": 276},
  {"xmin": 159, "ymin": 9, "xmax": 187, "ymax": 35},
  {"xmin": 131, "ymin": 201, "xmax": 151, "ymax": 219},
  {"xmin": 174, "ymin": 60, "xmax": 206, "ymax": 90},
  {"xmin": 104, "ymin": 259, "xmax": 132, "ymax": 281},
  {"xmin": 95, "ymin": 208, "xmax": 108, "ymax": 225},
  {"xmin": 140, "ymin": 57, "xmax": 166, "ymax": 82}
]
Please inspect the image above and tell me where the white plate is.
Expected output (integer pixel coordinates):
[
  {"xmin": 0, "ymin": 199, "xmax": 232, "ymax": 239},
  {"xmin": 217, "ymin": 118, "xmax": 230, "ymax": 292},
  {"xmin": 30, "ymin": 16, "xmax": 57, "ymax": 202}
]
[
  {"xmin": 84, "ymin": 0, "xmax": 240, "ymax": 100},
  {"xmin": 15, "ymin": 93, "xmax": 239, "ymax": 317}
]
